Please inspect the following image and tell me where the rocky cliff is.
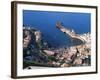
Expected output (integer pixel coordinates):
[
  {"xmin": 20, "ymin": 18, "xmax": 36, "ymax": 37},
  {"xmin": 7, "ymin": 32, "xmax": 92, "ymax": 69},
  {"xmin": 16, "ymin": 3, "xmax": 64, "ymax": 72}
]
[{"xmin": 23, "ymin": 27, "xmax": 60, "ymax": 68}]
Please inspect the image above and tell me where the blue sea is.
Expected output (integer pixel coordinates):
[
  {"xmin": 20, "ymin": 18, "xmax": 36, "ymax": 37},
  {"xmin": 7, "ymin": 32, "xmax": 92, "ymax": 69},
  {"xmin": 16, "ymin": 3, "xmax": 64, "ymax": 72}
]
[{"xmin": 23, "ymin": 10, "xmax": 91, "ymax": 48}]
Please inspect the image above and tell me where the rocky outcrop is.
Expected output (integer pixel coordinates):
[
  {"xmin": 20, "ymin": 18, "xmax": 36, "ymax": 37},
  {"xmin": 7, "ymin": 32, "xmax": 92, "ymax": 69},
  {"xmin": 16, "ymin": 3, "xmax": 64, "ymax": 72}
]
[{"xmin": 23, "ymin": 27, "xmax": 51, "ymax": 68}]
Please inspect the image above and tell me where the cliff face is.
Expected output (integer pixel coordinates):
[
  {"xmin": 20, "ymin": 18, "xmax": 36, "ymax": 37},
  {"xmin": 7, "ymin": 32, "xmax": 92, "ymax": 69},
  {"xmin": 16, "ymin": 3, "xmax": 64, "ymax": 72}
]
[{"xmin": 23, "ymin": 27, "xmax": 50, "ymax": 68}]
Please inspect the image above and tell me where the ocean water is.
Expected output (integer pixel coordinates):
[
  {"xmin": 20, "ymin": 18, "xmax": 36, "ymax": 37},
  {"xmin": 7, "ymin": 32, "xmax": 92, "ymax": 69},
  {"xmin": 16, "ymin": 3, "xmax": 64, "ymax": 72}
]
[{"xmin": 23, "ymin": 10, "xmax": 91, "ymax": 48}]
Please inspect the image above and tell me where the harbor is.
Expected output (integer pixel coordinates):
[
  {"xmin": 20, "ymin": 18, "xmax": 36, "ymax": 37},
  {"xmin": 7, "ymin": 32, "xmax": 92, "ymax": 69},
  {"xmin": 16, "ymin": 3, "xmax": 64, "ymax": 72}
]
[{"xmin": 23, "ymin": 22, "xmax": 91, "ymax": 69}]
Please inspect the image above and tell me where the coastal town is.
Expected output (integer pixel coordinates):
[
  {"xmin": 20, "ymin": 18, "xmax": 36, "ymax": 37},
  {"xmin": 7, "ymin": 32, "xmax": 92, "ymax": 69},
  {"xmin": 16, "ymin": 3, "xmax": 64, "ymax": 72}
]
[{"xmin": 23, "ymin": 22, "xmax": 91, "ymax": 69}]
